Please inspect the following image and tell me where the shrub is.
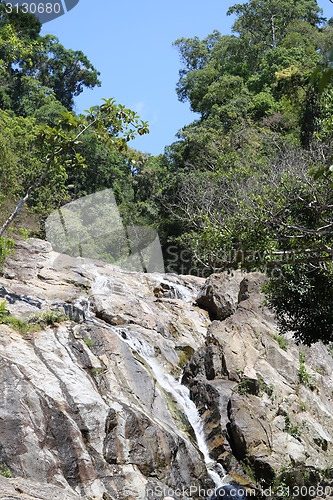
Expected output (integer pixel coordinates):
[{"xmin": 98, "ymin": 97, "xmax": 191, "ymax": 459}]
[
  {"xmin": 274, "ymin": 332, "xmax": 288, "ymax": 351},
  {"xmin": 29, "ymin": 310, "xmax": 65, "ymax": 326},
  {"xmin": 0, "ymin": 237, "xmax": 14, "ymax": 269},
  {"xmin": 237, "ymin": 379, "xmax": 253, "ymax": 395},
  {"xmin": 299, "ymin": 350, "xmax": 316, "ymax": 389},
  {"xmin": 0, "ymin": 463, "xmax": 12, "ymax": 478}
]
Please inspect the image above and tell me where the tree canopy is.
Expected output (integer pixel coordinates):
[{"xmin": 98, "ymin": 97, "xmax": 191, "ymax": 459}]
[
  {"xmin": 0, "ymin": 4, "xmax": 148, "ymax": 241},
  {"xmin": 0, "ymin": 0, "xmax": 332, "ymax": 345},
  {"xmin": 164, "ymin": 0, "xmax": 333, "ymax": 344},
  {"xmin": 0, "ymin": 2, "xmax": 100, "ymax": 113}
]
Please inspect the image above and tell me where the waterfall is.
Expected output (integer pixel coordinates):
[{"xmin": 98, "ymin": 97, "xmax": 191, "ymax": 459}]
[
  {"xmin": 82, "ymin": 265, "xmax": 227, "ymax": 489},
  {"xmin": 112, "ymin": 325, "xmax": 225, "ymax": 488}
]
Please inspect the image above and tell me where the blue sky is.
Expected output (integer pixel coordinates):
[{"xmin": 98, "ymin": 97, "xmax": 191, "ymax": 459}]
[{"xmin": 42, "ymin": 0, "xmax": 333, "ymax": 156}]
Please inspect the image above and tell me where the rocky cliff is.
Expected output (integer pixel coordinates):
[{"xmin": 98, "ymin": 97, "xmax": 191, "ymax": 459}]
[{"xmin": 0, "ymin": 239, "xmax": 332, "ymax": 499}]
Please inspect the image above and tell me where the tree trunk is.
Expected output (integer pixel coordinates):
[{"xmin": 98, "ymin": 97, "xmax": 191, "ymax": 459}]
[
  {"xmin": 0, "ymin": 153, "xmax": 54, "ymax": 238},
  {"xmin": 271, "ymin": 14, "xmax": 277, "ymax": 48}
]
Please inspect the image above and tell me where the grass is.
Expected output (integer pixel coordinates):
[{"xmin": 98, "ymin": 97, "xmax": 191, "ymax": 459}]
[
  {"xmin": 274, "ymin": 332, "xmax": 288, "ymax": 351},
  {"xmin": 0, "ymin": 300, "xmax": 66, "ymax": 334},
  {"xmin": 284, "ymin": 414, "xmax": 301, "ymax": 439},
  {"xmin": 29, "ymin": 310, "xmax": 65, "ymax": 326}
]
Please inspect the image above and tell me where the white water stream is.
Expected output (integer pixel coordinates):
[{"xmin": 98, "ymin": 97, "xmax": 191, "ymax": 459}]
[
  {"xmin": 78, "ymin": 266, "xmax": 226, "ymax": 488},
  {"xmin": 112, "ymin": 324, "xmax": 225, "ymax": 488}
]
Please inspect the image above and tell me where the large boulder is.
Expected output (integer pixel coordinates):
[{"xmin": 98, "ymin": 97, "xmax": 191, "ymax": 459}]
[{"xmin": 196, "ymin": 271, "xmax": 244, "ymax": 320}]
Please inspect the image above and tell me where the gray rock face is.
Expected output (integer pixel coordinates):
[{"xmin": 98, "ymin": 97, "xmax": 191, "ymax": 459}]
[
  {"xmin": 196, "ymin": 272, "xmax": 244, "ymax": 320},
  {"xmin": 183, "ymin": 272, "xmax": 333, "ymax": 486},
  {"xmin": 0, "ymin": 240, "xmax": 213, "ymax": 499},
  {"xmin": 1, "ymin": 240, "xmax": 333, "ymax": 498},
  {"xmin": 0, "ymin": 476, "xmax": 80, "ymax": 499}
]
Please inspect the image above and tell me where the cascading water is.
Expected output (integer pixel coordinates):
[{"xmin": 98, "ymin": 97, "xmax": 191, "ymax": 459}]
[
  {"xmin": 111, "ymin": 325, "xmax": 225, "ymax": 488},
  {"xmin": 82, "ymin": 265, "xmax": 228, "ymax": 489}
]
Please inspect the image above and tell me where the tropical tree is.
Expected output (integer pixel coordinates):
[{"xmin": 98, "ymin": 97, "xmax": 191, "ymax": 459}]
[
  {"xmin": 0, "ymin": 99, "xmax": 149, "ymax": 237},
  {"xmin": 163, "ymin": 0, "xmax": 333, "ymax": 342},
  {"xmin": 0, "ymin": 4, "xmax": 100, "ymax": 113}
]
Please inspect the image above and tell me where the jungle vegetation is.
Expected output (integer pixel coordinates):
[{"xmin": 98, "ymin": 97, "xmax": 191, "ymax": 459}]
[{"xmin": 0, "ymin": 0, "xmax": 332, "ymax": 344}]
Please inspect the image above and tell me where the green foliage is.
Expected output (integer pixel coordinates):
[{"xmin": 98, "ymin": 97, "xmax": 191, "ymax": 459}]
[
  {"xmin": 0, "ymin": 302, "xmax": 31, "ymax": 333},
  {"xmin": 0, "ymin": 300, "xmax": 8, "ymax": 320},
  {"xmin": 265, "ymin": 265, "xmax": 333, "ymax": 345},
  {"xmin": 0, "ymin": 6, "xmax": 149, "ymax": 238},
  {"xmin": 0, "ymin": 10, "xmax": 100, "ymax": 113},
  {"xmin": 165, "ymin": 0, "xmax": 333, "ymax": 345},
  {"xmin": 0, "ymin": 300, "xmax": 65, "ymax": 333},
  {"xmin": 274, "ymin": 332, "xmax": 288, "ymax": 351},
  {"xmin": 0, "ymin": 305, "xmax": 30, "ymax": 333},
  {"xmin": 91, "ymin": 367, "xmax": 104, "ymax": 376},
  {"xmin": 29, "ymin": 309, "xmax": 65, "ymax": 326},
  {"xmin": 236, "ymin": 378, "xmax": 253, "ymax": 395},
  {"xmin": 0, "ymin": 108, "xmax": 70, "ymax": 226},
  {"xmin": 83, "ymin": 338, "xmax": 93, "ymax": 347},
  {"xmin": 30, "ymin": 34, "xmax": 101, "ymax": 110},
  {"xmin": 300, "ymin": 401, "xmax": 306, "ymax": 411},
  {"xmin": 0, "ymin": 237, "xmax": 14, "ymax": 267},
  {"xmin": 299, "ymin": 350, "xmax": 316, "ymax": 388},
  {"xmin": 284, "ymin": 414, "xmax": 301, "ymax": 439},
  {"xmin": 0, "ymin": 97, "xmax": 149, "ymax": 237},
  {"xmin": 5, "ymin": 316, "xmax": 31, "ymax": 334},
  {"xmin": 0, "ymin": 462, "xmax": 12, "ymax": 478},
  {"xmin": 227, "ymin": 0, "xmax": 324, "ymax": 48}
]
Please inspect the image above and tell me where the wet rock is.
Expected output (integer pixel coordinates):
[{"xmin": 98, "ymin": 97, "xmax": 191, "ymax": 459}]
[
  {"xmin": 0, "ymin": 239, "xmax": 210, "ymax": 499},
  {"xmin": 209, "ymin": 483, "xmax": 246, "ymax": 500}
]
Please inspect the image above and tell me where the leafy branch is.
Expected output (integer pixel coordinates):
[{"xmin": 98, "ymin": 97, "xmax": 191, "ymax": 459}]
[{"xmin": 0, "ymin": 98, "xmax": 149, "ymax": 238}]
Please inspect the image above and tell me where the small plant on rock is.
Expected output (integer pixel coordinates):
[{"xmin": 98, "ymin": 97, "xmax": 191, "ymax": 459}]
[
  {"xmin": 237, "ymin": 379, "xmax": 253, "ymax": 395},
  {"xmin": 29, "ymin": 310, "xmax": 65, "ymax": 326},
  {"xmin": 0, "ymin": 302, "xmax": 30, "ymax": 333},
  {"xmin": 300, "ymin": 401, "xmax": 306, "ymax": 412},
  {"xmin": 83, "ymin": 338, "xmax": 93, "ymax": 347},
  {"xmin": 0, "ymin": 463, "xmax": 12, "ymax": 478},
  {"xmin": 298, "ymin": 350, "xmax": 316, "ymax": 389},
  {"xmin": 0, "ymin": 300, "xmax": 8, "ymax": 321},
  {"xmin": 284, "ymin": 414, "xmax": 301, "ymax": 439},
  {"xmin": 274, "ymin": 332, "xmax": 288, "ymax": 351},
  {"xmin": 0, "ymin": 237, "xmax": 14, "ymax": 269}
]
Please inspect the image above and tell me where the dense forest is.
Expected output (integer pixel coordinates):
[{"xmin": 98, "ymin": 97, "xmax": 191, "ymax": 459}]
[{"xmin": 0, "ymin": 0, "xmax": 332, "ymax": 345}]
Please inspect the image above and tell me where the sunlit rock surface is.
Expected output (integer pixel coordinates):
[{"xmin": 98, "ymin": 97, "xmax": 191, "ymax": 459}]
[{"xmin": 1, "ymin": 239, "xmax": 333, "ymax": 499}]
